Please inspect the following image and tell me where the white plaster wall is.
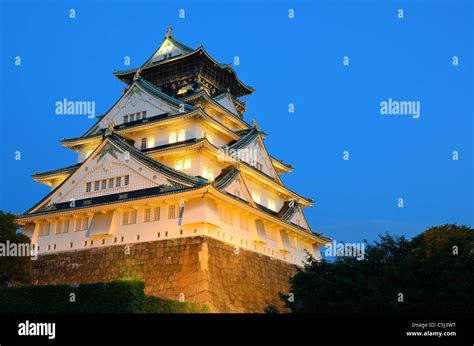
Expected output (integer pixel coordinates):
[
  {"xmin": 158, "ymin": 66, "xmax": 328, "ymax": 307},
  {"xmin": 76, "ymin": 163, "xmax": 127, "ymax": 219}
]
[{"xmin": 30, "ymin": 196, "xmax": 318, "ymax": 266}]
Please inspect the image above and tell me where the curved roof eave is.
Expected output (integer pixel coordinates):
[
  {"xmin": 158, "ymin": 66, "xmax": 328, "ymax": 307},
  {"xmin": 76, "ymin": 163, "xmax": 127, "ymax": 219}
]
[{"xmin": 113, "ymin": 46, "xmax": 255, "ymax": 95}]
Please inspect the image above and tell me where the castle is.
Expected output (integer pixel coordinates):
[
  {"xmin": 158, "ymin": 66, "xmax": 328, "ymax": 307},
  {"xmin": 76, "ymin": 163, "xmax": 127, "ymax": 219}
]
[{"xmin": 17, "ymin": 28, "xmax": 330, "ymax": 312}]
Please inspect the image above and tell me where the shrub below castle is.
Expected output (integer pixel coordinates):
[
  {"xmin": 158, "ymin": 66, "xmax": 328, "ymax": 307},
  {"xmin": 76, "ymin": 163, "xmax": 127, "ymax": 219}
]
[{"xmin": 0, "ymin": 280, "xmax": 208, "ymax": 313}]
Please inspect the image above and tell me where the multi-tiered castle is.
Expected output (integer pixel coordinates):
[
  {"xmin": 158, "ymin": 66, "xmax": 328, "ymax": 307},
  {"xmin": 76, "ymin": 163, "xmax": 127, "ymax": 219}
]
[{"xmin": 17, "ymin": 28, "xmax": 330, "ymax": 312}]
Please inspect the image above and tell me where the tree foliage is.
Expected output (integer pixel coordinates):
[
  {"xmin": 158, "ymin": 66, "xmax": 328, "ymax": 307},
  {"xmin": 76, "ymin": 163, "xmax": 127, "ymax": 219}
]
[
  {"xmin": 281, "ymin": 224, "xmax": 474, "ymax": 313},
  {"xmin": 0, "ymin": 211, "xmax": 32, "ymax": 284}
]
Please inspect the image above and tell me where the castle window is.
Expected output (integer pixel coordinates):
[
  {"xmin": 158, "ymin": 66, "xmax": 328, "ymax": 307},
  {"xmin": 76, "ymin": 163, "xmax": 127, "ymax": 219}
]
[
  {"xmin": 175, "ymin": 158, "xmax": 191, "ymax": 170},
  {"xmin": 202, "ymin": 165, "xmax": 214, "ymax": 181},
  {"xmin": 114, "ymin": 237, "xmax": 117, "ymax": 243},
  {"xmin": 153, "ymin": 207, "xmax": 160, "ymax": 221},
  {"xmin": 267, "ymin": 198, "xmax": 276, "ymax": 212},
  {"xmin": 90, "ymin": 240, "xmax": 94, "ymax": 246},
  {"xmin": 136, "ymin": 234, "xmax": 140, "ymax": 240},
  {"xmin": 74, "ymin": 216, "xmax": 88, "ymax": 232},
  {"xmin": 123, "ymin": 115, "xmax": 129, "ymax": 123},
  {"xmin": 56, "ymin": 219, "xmax": 69, "ymax": 234},
  {"xmin": 108, "ymin": 178, "xmax": 114, "ymax": 188},
  {"xmin": 116, "ymin": 176, "xmax": 122, "ymax": 187},
  {"xmin": 83, "ymin": 241, "xmax": 87, "ymax": 247},
  {"xmin": 141, "ymin": 111, "xmax": 147, "ymax": 119},
  {"xmin": 82, "ymin": 217, "xmax": 88, "ymax": 231},
  {"xmin": 86, "ymin": 182, "xmax": 91, "ymax": 193},
  {"xmin": 47, "ymin": 245, "xmax": 51, "ymax": 250},
  {"xmin": 178, "ymin": 129, "xmax": 185, "ymax": 141},
  {"xmin": 141, "ymin": 138, "xmax": 147, "ymax": 150},
  {"xmin": 122, "ymin": 210, "xmax": 137, "ymax": 225},
  {"xmin": 169, "ymin": 131, "xmax": 177, "ymax": 143},
  {"xmin": 240, "ymin": 214, "xmax": 249, "ymax": 231},
  {"xmin": 121, "ymin": 236, "xmax": 124, "ymax": 242},
  {"xmin": 53, "ymin": 244, "xmax": 57, "ymax": 250},
  {"xmin": 101, "ymin": 239, "xmax": 105, "ymax": 245},
  {"xmin": 101, "ymin": 179, "xmax": 107, "ymax": 190},
  {"xmin": 157, "ymin": 232, "xmax": 161, "ymax": 238},
  {"xmin": 144, "ymin": 207, "xmax": 152, "ymax": 222},
  {"xmin": 183, "ymin": 158, "xmax": 191, "ymax": 169},
  {"xmin": 168, "ymin": 204, "xmax": 177, "ymax": 219},
  {"xmin": 94, "ymin": 181, "xmax": 100, "ymax": 191},
  {"xmin": 251, "ymin": 190, "xmax": 261, "ymax": 204},
  {"xmin": 55, "ymin": 221, "xmax": 62, "ymax": 234},
  {"xmin": 39, "ymin": 222, "xmax": 50, "ymax": 236},
  {"xmin": 69, "ymin": 242, "xmax": 73, "ymax": 249},
  {"xmin": 124, "ymin": 175, "xmax": 130, "ymax": 186}
]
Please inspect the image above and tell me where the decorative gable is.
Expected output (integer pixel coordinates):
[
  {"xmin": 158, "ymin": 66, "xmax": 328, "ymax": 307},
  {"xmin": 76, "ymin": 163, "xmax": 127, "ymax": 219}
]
[
  {"xmin": 223, "ymin": 175, "xmax": 252, "ymax": 203},
  {"xmin": 214, "ymin": 93, "xmax": 238, "ymax": 116},
  {"xmin": 29, "ymin": 137, "xmax": 196, "ymax": 214},
  {"xmin": 96, "ymin": 85, "xmax": 177, "ymax": 131},
  {"xmin": 237, "ymin": 136, "xmax": 279, "ymax": 181},
  {"xmin": 148, "ymin": 38, "xmax": 190, "ymax": 64},
  {"xmin": 288, "ymin": 207, "xmax": 309, "ymax": 230}
]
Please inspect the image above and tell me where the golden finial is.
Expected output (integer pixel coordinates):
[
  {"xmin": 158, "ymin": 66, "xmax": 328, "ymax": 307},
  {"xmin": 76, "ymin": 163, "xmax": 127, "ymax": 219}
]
[
  {"xmin": 166, "ymin": 25, "xmax": 173, "ymax": 38},
  {"xmin": 252, "ymin": 119, "xmax": 259, "ymax": 130},
  {"xmin": 105, "ymin": 121, "xmax": 115, "ymax": 136},
  {"xmin": 133, "ymin": 68, "xmax": 142, "ymax": 81}
]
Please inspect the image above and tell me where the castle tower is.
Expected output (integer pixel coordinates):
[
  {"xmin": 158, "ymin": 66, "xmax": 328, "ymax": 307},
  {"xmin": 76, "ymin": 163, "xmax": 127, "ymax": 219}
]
[{"xmin": 17, "ymin": 29, "xmax": 330, "ymax": 312}]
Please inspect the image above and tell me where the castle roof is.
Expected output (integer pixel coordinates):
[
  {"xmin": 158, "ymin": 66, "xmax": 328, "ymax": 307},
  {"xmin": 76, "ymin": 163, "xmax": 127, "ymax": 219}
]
[{"xmin": 113, "ymin": 31, "xmax": 254, "ymax": 98}]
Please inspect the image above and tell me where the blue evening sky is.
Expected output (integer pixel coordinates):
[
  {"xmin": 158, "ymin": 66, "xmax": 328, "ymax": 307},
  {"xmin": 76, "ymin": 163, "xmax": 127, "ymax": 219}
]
[{"xmin": 0, "ymin": 0, "xmax": 472, "ymax": 245}]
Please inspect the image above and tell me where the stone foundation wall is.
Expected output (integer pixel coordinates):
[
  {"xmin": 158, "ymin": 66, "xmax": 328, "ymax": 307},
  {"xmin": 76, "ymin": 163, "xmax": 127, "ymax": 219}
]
[{"xmin": 32, "ymin": 236, "xmax": 296, "ymax": 312}]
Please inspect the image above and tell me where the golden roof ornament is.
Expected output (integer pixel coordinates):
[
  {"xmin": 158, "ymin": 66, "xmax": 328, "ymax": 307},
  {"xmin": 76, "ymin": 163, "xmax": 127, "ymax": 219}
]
[
  {"xmin": 252, "ymin": 119, "xmax": 259, "ymax": 130},
  {"xmin": 133, "ymin": 68, "xmax": 142, "ymax": 81},
  {"xmin": 105, "ymin": 121, "xmax": 115, "ymax": 136}
]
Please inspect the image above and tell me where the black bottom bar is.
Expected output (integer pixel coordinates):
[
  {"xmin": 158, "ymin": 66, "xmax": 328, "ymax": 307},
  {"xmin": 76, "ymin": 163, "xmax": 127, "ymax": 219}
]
[{"xmin": 1, "ymin": 313, "xmax": 473, "ymax": 345}]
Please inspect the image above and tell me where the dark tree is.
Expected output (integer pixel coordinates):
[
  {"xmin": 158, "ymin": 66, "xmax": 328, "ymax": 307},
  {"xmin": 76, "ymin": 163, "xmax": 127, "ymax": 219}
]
[
  {"xmin": 0, "ymin": 211, "xmax": 32, "ymax": 284},
  {"xmin": 281, "ymin": 224, "xmax": 474, "ymax": 313}
]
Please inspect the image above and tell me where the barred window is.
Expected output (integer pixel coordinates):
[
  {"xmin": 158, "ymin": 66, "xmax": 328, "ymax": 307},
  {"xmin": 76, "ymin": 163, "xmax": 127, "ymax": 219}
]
[
  {"xmin": 141, "ymin": 138, "xmax": 147, "ymax": 150},
  {"xmin": 101, "ymin": 179, "xmax": 107, "ymax": 190},
  {"xmin": 39, "ymin": 222, "xmax": 50, "ymax": 236},
  {"xmin": 153, "ymin": 207, "xmax": 160, "ymax": 221},
  {"xmin": 86, "ymin": 182, "xmax": 91, "ymax": 192},
  {"xmin": 122, "ymin": 210, "xmax": 137, "ymax": 225},
  {"xmin": 168, "ymin": 204, "xmax": 177, "ymax": 219},
  {"xmin": 144, "ymin": 207, "xmax": 152, "ymax": 223},
  {"xmin": 240, "ymin": 214, "xmax": 249, "ymax": 231},
  {"xmin": 124, "ymin": 175, "xmax": 130, "ymax": 186},
  {"xmin": 81, "ymin": 217, "xmax": 88, "ymax": 231}
]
